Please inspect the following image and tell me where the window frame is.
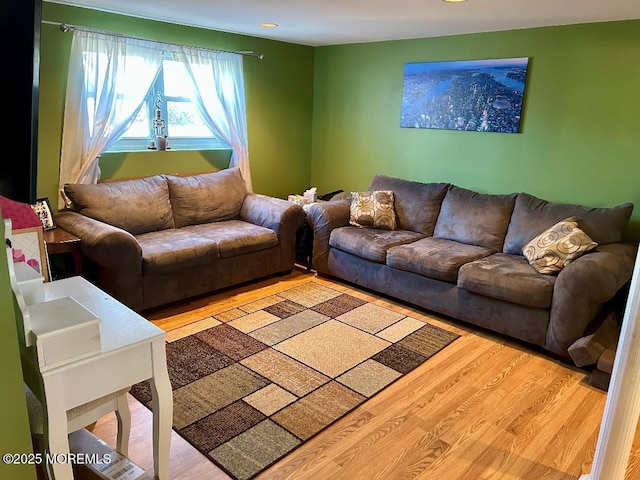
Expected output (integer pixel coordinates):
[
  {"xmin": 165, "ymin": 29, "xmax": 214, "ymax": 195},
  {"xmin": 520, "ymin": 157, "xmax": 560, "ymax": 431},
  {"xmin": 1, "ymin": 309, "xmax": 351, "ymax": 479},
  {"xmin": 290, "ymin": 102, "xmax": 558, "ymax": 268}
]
[{"xmin": 105, "ymin": 59, "xmax": 228, "ymax": 153}]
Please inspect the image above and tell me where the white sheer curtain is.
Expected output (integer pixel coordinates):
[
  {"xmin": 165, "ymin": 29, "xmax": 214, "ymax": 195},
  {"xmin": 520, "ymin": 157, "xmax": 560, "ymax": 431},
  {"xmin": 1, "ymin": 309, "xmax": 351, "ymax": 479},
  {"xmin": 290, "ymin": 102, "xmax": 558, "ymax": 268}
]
[
  {"xmin": 58, "ymin": 31, "xmax": 165, "ymax": 207},
  {"xmin": 177, "ymin": 48, "xmax": 252, "ymax": 191}
]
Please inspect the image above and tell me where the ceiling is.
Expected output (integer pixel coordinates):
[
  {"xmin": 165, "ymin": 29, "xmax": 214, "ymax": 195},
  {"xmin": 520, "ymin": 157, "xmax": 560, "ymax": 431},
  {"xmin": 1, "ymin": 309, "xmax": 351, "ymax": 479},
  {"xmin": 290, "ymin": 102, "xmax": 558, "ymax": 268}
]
[{"xmin": 49, "ymin": 0, "xmax": 640, "ymax": 47}]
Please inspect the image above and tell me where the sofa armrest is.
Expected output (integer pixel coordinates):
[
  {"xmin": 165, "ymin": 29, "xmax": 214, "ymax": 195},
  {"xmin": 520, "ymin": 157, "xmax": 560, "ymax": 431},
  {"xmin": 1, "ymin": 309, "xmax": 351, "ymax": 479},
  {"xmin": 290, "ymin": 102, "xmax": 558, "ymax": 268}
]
[
  {"xmin": 306, "ymin": 200, "xmax": 351, "ymax": 274},
  {"xmin": 546, "ymin": 242, "xmax": 637, "ymax": 357},
  {"xmin": 241, "ymin": 193, "xmax": 304, "ymax": 240},
  {"xmin": 55, "ymin": 210, "xmax": 142, "ymax": 269}
]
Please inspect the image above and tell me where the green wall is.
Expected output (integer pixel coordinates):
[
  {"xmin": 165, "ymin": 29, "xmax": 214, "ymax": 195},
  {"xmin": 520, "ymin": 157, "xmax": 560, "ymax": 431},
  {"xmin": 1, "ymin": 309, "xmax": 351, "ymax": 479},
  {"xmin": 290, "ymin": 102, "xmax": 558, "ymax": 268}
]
[
  {"xmin": 39, "ymin": 8, "xmax": 640, "ymax": 239},
  {"xmin": 12, "ymin": 6, "xmax": 640, "ymax": 472},
  {"xmin": 311, "ymin": 20, "xmax": 640, "ymax": 239},
  {"xmin": 39, "ymin": 3, "xmax": 315, "ymax": 207},
  {"xmin": 0, "ymin": 217, "xmax": 36, "ymax": 480}
]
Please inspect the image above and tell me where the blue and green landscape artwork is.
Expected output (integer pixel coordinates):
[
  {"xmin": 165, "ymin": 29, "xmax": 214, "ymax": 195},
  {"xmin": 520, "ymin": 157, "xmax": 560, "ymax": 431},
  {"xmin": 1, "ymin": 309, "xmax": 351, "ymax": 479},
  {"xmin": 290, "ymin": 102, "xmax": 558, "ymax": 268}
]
[{"xmin": 400, "ymin": 57, "xmax": 529, "ymax": 133}]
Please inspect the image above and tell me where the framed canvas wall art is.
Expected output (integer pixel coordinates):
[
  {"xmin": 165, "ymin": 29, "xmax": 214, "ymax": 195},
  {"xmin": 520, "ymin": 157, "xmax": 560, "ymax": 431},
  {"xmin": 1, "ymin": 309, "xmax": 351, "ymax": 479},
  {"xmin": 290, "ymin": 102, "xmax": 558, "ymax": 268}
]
[{"xmin": 400, "ymin": 57, "xmax": 530, "ymax": 133}]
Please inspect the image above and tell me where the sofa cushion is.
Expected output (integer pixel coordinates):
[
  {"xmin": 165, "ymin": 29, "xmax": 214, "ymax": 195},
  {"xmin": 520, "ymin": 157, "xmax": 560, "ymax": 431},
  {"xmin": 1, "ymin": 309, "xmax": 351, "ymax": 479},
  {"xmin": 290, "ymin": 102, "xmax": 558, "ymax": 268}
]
[
  {"xmin": 523, "ymin": 217, "xmax": 598, "ymax": 274},
  {"xmin": 64, "ymin": 175, "xmax": 174, "ymax": 235},
  {"xmin": 434, "ymin": 186, "xmax": 516, "ymax": 251},
  {"xmin": 458, "ymin": 253, "xmax": 557, "ymax": 308},
  {"xmin": 166, "ymin": 167, "xmax": 248, "ymax": 228},
  {"xmin": 368, "ymin": 174, "xmax": 449, "ymax": 235},
  {"xmin": 137, "ymin": 229, "xmax": 220, "ymax": 276},
  {"xmin": 349, "ymin": 190, "xmax": 397, "ymax": 230},
  {"xmin": 329, "ymin": 226, "xmax": 425, "ymax": 263},
  {"xmin": 503, "ymin": 192, "xmax": 633, "ymax": 255},
  {"xmin": 181, "ymin": 221, "xmax": 278, "ymax": 259},
  {"xmin": 387, "ymin": 237, "xmax": 495, "ymax": 283}
]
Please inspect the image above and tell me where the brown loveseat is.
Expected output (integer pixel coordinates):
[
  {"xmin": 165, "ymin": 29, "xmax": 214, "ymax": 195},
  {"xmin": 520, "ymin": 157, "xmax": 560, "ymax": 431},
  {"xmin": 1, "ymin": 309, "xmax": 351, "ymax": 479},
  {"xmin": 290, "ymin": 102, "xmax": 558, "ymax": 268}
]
[
  {"xmin": 56, "ymin": 168, "xmax": 304, "ymax": 312},
  {"xmin": 308, "ymin": 173, "xmax": 636, "ymax": 360}
]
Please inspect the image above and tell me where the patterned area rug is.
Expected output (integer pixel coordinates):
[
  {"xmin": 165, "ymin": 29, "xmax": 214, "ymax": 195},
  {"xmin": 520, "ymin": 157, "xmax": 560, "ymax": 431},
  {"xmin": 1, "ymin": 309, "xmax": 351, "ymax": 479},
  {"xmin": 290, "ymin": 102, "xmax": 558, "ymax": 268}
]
[{"xmin": 131, "ymin": 281, "xmax": 459, "ymax": 480}]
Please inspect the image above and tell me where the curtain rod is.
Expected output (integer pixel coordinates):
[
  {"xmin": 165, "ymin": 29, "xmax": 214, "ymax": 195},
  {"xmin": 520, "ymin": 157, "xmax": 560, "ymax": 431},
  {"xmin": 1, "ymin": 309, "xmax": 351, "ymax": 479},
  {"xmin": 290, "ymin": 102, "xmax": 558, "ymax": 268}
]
[{"xmin": 41, "ymin": 20, "xmax": 264, "ymax": 59}]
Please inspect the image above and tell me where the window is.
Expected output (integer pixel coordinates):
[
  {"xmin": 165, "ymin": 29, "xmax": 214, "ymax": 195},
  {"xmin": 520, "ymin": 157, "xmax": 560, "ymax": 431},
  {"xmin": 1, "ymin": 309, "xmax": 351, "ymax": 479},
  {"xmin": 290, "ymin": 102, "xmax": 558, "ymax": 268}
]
[
  {"xmin": 61, "ymin": 29, "xmax": 251, "ymax": 195},
  {"xmin": 105, "ymin": 57, "xmax": 226, "ymax": 152}
]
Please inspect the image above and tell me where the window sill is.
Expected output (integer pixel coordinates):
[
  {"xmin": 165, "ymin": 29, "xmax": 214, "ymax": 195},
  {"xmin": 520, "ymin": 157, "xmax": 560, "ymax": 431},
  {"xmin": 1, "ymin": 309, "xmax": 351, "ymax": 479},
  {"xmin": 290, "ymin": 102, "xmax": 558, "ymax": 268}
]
[{"xmin": 104, "ymin": 146, "xmax": 231, "ymax": 153}]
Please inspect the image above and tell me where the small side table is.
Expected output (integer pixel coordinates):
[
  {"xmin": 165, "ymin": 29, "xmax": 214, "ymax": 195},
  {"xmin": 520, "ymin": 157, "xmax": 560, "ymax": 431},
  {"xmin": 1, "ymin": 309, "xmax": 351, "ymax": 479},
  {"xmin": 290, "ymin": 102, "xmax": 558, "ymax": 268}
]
[
  {"xmin": 295, "ymin": 206, "xmax": 314, "ymax": 270},
  {"xmin": 44, "ymin": 228, "xmax": 82, "ymax": 277},
  {"xmin": 288, "ymin": 199, "xmax": 327, "ymax": 271}
]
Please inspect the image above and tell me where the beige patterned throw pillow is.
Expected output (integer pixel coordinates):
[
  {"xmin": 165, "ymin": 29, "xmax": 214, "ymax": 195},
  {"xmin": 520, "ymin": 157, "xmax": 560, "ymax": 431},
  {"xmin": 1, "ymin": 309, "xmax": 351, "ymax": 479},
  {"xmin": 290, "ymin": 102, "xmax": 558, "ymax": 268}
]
[
  {"xmin": 523, "ymin": 216, "xmax": 598, "ymax": 274},
  {"xmin": 350, "ymin": 190, "xmax": 397, "ymax": 230}
]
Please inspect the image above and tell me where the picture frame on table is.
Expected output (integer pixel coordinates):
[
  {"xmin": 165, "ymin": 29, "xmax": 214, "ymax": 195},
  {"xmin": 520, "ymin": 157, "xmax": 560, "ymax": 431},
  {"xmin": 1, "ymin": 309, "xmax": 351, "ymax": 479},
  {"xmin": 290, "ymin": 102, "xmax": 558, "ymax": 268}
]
[{"xmin": 31, "ymin": 197, "xmax": 56, "ymax": 231}]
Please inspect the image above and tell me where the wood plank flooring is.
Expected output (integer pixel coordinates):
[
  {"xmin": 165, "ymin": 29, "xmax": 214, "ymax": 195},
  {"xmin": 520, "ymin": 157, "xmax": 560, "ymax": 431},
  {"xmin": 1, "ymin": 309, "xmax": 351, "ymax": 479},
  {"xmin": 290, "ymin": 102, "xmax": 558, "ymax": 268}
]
[{"xmin": 90, "ymin": 267, "xmax": 640, "ymax": 480}]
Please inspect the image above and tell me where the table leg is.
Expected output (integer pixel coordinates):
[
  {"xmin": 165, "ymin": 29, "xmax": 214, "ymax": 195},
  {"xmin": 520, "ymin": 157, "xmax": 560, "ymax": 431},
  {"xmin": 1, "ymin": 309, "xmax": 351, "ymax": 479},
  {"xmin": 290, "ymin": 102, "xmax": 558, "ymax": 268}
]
[
  {"xmin": 43, "ymin": 382, "xmax": 74, "ymax": 480},
  {"xmin": 115, "ymin": 393, "xmax": 131, "ymax": 457},
  {"xmin": 71, "ymin": 248, "xmax": 83, "ymax": 276},
  {"xmin": 149, "ymin": 339, "xmax": 172, "ymax": 480}
]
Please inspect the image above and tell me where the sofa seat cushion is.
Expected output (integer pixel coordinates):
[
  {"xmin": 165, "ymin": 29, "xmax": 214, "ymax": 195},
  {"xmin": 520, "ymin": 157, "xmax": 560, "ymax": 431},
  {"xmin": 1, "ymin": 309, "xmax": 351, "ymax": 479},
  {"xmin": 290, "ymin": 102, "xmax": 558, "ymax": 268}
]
[
  {"xmin": 64, "ymin": 175, "xmax": 175, "ymax": 235},
  {"xmin": 181, "ymin": 221, "xmax": 278, "ymax": 259},
  {"xmin": 387, "ymin": 237, "xmax": 495, "ymax": 283},
  {"xmin": 166, "ymin": 168, "xmax": 248, "ymax": 228},
  {"xmin": 434, "ymin": 185, "xmax": 516, "ymax": 251},
  {"xmin": 458, "ymin": 253, "xmax": 556, "ymax": 308},
  {"xmin": 329, "ymin": 226, "xmax": 425, "ymax": 263},
  {"xmin": 137, "ymin": 229, "xmax": 220, "ymax": 276}
]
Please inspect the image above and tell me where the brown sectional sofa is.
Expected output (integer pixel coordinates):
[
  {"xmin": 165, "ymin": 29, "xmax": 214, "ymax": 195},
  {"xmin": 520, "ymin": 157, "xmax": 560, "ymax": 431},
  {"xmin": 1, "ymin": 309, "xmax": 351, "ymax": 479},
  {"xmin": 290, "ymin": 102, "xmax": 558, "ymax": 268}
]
[
  {"xmin": 308, "ymin": 173, "xmax": 636, "ymax": 360},
  {"xmin": 56, "ymin": 168, "xmax": 304, "ymax": 312}
]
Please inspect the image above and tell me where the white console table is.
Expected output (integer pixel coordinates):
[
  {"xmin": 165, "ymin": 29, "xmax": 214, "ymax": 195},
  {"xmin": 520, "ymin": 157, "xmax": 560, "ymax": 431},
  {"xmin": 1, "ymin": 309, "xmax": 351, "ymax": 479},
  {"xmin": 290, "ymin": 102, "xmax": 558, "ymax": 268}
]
[{"xmin": 21, "ymin": 276, "xmax": 173, "ymax": 480}]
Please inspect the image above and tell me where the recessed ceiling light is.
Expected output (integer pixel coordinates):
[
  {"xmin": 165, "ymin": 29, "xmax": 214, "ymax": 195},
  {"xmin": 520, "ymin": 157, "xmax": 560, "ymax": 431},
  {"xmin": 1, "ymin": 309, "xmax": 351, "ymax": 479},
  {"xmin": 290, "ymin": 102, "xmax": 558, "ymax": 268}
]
[{"xmin": 259, "ymin": 23, "xmax": 278, "ymax": 28}]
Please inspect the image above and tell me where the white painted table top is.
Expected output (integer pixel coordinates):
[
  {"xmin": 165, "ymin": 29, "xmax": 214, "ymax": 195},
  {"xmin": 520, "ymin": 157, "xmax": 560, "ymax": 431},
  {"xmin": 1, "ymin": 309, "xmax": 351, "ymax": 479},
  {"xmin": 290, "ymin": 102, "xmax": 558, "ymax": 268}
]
[{"xmin": 42, "ymin": 276, "xmax": 164, "ymax": 353}]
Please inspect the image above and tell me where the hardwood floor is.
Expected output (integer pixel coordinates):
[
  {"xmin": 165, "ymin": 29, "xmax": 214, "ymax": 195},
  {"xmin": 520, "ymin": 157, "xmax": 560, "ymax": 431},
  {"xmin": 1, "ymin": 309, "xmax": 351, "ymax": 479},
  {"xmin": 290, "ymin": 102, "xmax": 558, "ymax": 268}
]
[{"xmin": 90, "ymin": 267, "xmax": 640, "ymax": 480}]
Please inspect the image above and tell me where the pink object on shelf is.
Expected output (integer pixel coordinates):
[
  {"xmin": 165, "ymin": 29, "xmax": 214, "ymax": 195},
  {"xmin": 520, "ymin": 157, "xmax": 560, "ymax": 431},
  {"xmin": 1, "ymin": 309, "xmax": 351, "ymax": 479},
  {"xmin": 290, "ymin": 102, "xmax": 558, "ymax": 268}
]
[
  {"xmin": 12, "ymin": 248, "xmax": 26, "ymax": 262},
  {"xmin": 0, "ymin": 195, "xmax": 43, "ymax": 230}
]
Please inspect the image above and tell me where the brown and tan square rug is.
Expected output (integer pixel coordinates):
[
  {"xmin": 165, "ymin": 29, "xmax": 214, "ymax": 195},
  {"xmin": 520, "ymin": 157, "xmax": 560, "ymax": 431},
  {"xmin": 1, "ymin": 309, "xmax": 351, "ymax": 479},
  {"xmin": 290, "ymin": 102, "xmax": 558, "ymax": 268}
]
[{"xmin": 131, "ymin": 281, "xmax": 459, "ymax": 480}]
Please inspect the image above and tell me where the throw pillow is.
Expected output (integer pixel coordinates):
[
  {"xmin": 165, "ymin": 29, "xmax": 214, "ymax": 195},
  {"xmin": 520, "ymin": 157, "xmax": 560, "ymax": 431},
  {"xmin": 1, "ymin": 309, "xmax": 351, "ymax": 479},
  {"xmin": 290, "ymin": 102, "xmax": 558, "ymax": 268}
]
[
  {"xmin": 523, "ymin": 217, "xmax": 598, "ymax": 274},
  {"xmin": 349, "ymin": 190, "xmax": 397, "ymax": 230}
]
